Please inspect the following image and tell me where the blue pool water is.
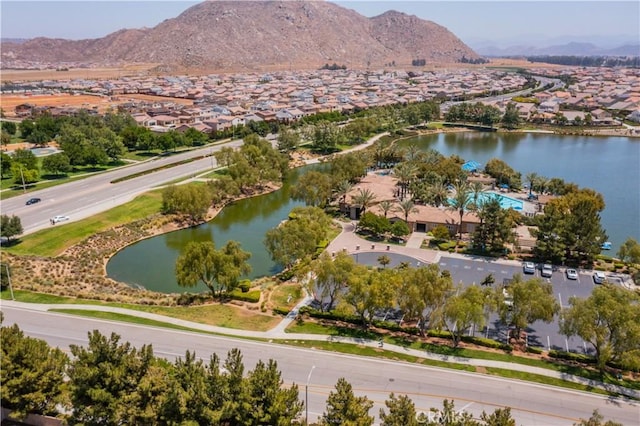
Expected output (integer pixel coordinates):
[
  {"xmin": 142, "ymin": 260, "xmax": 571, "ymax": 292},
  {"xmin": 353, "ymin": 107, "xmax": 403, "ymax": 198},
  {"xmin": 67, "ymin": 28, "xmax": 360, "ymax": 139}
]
[{"xmin": 449, "ymin": 192, "xmax": 524, "ymax": 210}]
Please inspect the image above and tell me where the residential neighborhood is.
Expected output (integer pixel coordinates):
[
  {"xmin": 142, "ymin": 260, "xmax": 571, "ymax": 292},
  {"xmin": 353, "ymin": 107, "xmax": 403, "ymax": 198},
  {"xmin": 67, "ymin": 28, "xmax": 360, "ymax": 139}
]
[{"xmin": 4, "ymin": 65, "xmax": 639, "ymax": 133}]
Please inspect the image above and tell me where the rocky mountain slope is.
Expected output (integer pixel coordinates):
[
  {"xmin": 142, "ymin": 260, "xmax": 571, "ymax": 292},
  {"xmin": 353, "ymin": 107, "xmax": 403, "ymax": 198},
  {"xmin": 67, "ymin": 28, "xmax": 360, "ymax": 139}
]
[{"xmin": 1, "ymin": 0, "xmax": 478, "ymax": 71}]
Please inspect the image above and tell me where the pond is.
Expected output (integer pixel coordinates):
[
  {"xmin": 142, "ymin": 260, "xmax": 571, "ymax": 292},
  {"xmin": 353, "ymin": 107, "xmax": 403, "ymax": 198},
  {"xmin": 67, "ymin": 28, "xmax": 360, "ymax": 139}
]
[{"xmin": 106, "ymin": 164, "xmax": 322, "ymax": 293}]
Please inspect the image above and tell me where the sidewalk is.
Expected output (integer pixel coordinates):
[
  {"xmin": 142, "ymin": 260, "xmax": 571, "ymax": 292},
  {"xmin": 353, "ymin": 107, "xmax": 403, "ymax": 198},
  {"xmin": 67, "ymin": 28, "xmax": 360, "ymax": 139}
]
[{"xmin": 3, "ymin": 297, "xmax": 638, "ymax": 399}]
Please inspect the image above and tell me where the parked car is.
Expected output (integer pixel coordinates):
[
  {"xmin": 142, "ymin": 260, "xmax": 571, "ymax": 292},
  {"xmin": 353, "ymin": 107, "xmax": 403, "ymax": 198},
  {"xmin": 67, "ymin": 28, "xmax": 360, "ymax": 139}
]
[
  {"xmin": 50, "ymin": 215, "xmax": 70, "ymax": 224},
  {"xmin": 541, "ymin": 264, "xmax": 554, "ymax": 278},
  {"xmin": 593, "ymin": 271, "xmax": 606, "ymax": 284},
  {"xmin": 523, "ymin": 262, "xmax": 536, "ymax": 274},
  {"xmin": 566, "ymin": 268, "xmax": 578, "ymax": 280},
  {"xmin": 26, "ymin": 197, "xmax": 41, "ymax": 205}
]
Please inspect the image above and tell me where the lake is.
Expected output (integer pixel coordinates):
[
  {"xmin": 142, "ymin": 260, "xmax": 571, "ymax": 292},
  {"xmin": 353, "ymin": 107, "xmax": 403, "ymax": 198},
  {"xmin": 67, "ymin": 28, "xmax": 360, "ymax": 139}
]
[
  {"xmin": 107, "ymin": 132, "xmax": 638, "ymax": 293},
  {"xmin": 398, "ymin": 131, "xmax": 639, "ymax": 253}
]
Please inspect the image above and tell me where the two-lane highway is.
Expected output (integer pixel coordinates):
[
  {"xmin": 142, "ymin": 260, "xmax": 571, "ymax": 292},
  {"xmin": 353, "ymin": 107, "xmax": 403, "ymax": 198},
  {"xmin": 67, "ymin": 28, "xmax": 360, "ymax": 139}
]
[
  {"xmin": 2, "ymin": 307, "xmax": 638, "ymax": 425},
  {"xmin": 1, "ymin": 141, "xmax": 243, "ymax": 235}
]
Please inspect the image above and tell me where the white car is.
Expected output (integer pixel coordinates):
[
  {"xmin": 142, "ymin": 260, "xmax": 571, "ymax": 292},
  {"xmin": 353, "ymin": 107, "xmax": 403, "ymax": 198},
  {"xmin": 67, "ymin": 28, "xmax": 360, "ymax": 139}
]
[
  {"xmin": 523, "ymin": 262, "xmax": 536, "ymax": 274},
  {"xmin": 593, "ymin": 271, "xmax": 606, "ymax": 284},
  {"xmin": 50, "ymin": 215, "xmax": 70, "ymax": 224},
  {"xmin": 541, "ymin": 264, "xmax": 554, "ymax": 278},
  {"xmin": 566, "ymin": 268, "xmax": 578, "ymax": 280}
]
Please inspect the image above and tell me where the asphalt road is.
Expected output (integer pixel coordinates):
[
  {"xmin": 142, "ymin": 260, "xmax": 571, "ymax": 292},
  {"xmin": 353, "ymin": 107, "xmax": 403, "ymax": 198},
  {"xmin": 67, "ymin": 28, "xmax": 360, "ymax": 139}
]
[
  {"xmin": 1, "ymin": 141, "xmax": 243, "ymax": 235},
  {"xmin": 3, "ymin": 306, "xmax": 638, "ymax": 425}
]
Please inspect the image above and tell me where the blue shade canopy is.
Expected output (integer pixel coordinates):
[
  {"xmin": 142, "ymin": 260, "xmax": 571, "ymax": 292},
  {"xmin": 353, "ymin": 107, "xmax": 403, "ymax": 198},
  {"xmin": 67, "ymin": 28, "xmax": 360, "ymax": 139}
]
[{"xmin": 462, "ymin": 160, "xmax": 481, "ymax": 172}]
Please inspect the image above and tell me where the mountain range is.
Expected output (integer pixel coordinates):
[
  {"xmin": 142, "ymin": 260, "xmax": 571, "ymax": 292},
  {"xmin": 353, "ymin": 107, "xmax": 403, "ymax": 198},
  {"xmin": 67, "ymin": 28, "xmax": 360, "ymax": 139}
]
[{"xmin": 0, "ymin": 0, "xmax": 478, "ymax": 72}]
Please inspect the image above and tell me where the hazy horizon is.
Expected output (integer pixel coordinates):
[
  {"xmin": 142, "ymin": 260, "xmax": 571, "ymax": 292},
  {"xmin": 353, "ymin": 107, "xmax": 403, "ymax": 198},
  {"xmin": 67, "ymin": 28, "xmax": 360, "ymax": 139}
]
[{"xmin": 1, "ymin": 0, "xmax": 638, "ymax": 49}]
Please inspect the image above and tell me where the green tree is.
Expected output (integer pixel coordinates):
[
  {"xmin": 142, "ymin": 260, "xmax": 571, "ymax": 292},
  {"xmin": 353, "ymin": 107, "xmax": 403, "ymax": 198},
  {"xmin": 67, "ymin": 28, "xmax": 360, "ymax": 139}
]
[
  {"xmin": 573, "ymin": 410, "xmax": 623, "ymax": 426},
  {"xmin": 291, "ymin": 170, "xmax": 333, "ymax": 207},
  {"xmin": 19, "ymin": 119, "xmax": 35, "ymax": 139},
  {"xmin": 68, "ymin": 331, "xmax": 161, "ymax": 426},
  {"xmin": 313, "ymin": 251, "xmax": 356, "ymax": 311},
  {"xmin": 1, "ymin": 130, "xmax": 11, "ymax": 145},
  {"xmin": 397, "ymin": 264, "xmax": 453, "ymax": 336},
  {"xmin": 41, "ymin": 152, "xmax": 71, "ymax": 176},
  {"xmin": 357, "ymin": 212, "xmax": 391, "ymax": 237},
  {"xmin": 480, "ymin": 407, "xmax": 516, "ymax": 426},
  {"xmin": 175, "ymin": 240, "xmax": 251, "ymax": 299},
  {"xmin": 0, "ymin": 324, "xmax": 68, "ymax": 418},
  {"xmin": 0, "ymin": 214, "xmax": 23, "ymax": 242},
  {"xmin": 498, "ymin": 275, "xmax": 560, "ymax": 341},
  {"xmin": 378, "ymin": 200, "xmax": 397, "ymax": 218},
  {"xmin": 320, "ymin": 377, "xmax": 374, "ymax": 426},
  {"xmin": 351, "ymin": 188, "xmax": 377, "ymax": 216},
  {"xmin": 161, "ymin": 350, "xmax": 220, "ymax": 424},
  {"xmin": 276, "ymin": 127, "xmax": 300, "ymax": 153},
  {"xmin": 484, "ymin": 158, "xmax": 520, "ymax": 188},
  {"xmin": 390, "ymin": 220, "xmax": 410, "ymax": 240},
  {"xmin": 442, "ymin": 285, "xmax": 487, "ymax": 347},
  {"xmin": 162, "ymin": 184, "xmax": 212, "ymax": 223},
  {"xmin": 265, "ymin": 206, "xmax": 331, "ymax": 268},
  {"xmin": 560, "ymin": 286, "xmax": 640, "ymax": 371},
  {"xmin": 0, "ymin": 151, "xmax": 12, "ymax": 178},
  {"xmin": 397, "ymin": 198, "xmax": 418, "ymax": 223},
  {"xmin": 12, "ymin": 148, "xmax": 38, "ymax": 169},
  {"xmin": 447, "ymin": 182, "xmax": 471, "ymax": 240},
  {"xmin": 501, "ymin": 102, "xmax": 521, "ymax": 130},
  {"xmin": 617, "ymin": 237, "xmax": 640, "ymax": 265},
  {"xmin": 472, "ymin": 198, "xmax": 514, "ymax": 253},
  {"xmin": 423, "ymin": 399, "xmax": 478, "ymax": 426},
  {"xmin": 246, "ymin": 359, "xmax": 303, "ymax": 425},
  {"xmin": 11, "ymin": 162, "xmax": 39, "ymax": 187},
  {"xmin": 1, "ymin": 120, "xmax": 17, "ymax": 135},
  {"xmin": 379, "ymin": 393, "xmax": 419, "ymax": 426}
]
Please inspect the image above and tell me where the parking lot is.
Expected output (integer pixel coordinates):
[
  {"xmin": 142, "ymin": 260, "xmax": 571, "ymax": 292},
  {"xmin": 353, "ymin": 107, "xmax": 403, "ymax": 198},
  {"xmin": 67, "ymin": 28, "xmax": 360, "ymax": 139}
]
[{"xmin": 346, "ymin": 251, "xmax": 623, "ymax": 354}]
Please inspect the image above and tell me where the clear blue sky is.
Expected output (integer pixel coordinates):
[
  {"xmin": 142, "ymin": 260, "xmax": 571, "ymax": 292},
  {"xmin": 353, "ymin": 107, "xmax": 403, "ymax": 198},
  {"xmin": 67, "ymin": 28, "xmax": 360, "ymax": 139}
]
[{"xmin": 1, "ymin": 1, "xmax": 638, "ymax": 45}]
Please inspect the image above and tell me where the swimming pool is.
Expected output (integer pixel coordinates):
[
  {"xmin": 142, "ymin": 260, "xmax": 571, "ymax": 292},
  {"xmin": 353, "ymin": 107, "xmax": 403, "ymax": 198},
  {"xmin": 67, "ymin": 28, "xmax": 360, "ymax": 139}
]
[
  {"xmin": 477, "ymin": 192, "xmax": 523, "ymax": 210},
  {"xmin": 449, "ymin": 192, "xmax": 524, "ymax": 210}
]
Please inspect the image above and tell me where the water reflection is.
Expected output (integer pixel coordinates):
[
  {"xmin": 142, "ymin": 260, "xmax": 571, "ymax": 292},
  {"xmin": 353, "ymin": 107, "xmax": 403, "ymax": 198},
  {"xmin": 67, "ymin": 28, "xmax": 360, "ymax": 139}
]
[{"xmin": 107, "ymin": 164, "xmax": 324, "ymax": 293}]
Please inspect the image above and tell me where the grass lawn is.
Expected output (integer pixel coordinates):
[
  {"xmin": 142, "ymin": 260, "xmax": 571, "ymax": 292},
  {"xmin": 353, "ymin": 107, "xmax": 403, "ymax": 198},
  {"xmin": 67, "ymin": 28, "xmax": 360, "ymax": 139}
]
[
  {"xmin": 50, "ymin": 309, "xmax": 210, "ymax": 333},
  {"xmin": 2, "ymin": 289, "xmax": 279, "ymax": 331},
  {"xmin": 4, "ymin": 191, "xmax": 163, "ymax": 257},
  {"xmin": 270, "ymin": 283, "xmax": 303, "ymax": 309}
]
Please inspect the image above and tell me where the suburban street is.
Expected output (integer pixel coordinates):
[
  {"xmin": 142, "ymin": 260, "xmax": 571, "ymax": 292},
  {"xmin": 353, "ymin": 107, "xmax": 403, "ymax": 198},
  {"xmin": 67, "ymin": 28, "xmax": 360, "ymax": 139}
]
[
  {"xmin": 1, "ymin": 140, "xmax": 243, "ymax": 235},
  {"xmin": 2, "ymin": 306, "xmax": 638, "ymax": 426}
]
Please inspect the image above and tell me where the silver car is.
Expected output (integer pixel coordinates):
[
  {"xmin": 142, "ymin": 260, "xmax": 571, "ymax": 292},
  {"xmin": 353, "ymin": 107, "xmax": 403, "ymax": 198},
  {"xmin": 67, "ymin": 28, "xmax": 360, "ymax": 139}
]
[
  {"xmin": 541, "ymin": 264, "xmax": 553, "ymax": 278},
  {"xmin": 523, "ymin": 262, "xmax": 536, "ymax": 274}
]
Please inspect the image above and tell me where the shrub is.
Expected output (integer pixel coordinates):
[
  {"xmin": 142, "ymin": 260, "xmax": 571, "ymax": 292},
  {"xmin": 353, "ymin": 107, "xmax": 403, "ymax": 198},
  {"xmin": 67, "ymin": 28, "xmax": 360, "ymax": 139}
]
[
  {"xmin": 549, "ymin": 350, "xmax": 596, "ymax": 364},
  {"xmin": 277, "ymin": 269, "xmax": 295, "ymax": 281},
  {"xmin": 273, "ymin": 307, "xmax": 290, "ymax": 316},
  {"xmin": 238, "ymin": 279, "xmax": 251, "ymax": 293},
  {"xmin": 228, "ymin": 289, "xmax": 261, "ymax": 303},
  {"xmin": 526, "ymin": 346, "xmax": 544, "ymax": 355}
]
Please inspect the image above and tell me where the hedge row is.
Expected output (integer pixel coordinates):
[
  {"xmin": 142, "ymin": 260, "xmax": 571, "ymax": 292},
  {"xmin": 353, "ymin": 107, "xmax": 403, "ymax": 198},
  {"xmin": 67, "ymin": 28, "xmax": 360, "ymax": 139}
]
[
  {"xmin": 228, "ymin": 289, "xmax": 261, "ymax": 303},
  {"xmin": 298, "ymin": 307, "xmax": 513, "ymax": 351}
]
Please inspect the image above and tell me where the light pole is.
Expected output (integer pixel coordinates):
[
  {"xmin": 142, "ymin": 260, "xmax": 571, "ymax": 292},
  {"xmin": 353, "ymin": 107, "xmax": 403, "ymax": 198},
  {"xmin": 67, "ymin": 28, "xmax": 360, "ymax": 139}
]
[{"xmin": 305, "ymin": 365, "xmax": 316, "ymax": 425}]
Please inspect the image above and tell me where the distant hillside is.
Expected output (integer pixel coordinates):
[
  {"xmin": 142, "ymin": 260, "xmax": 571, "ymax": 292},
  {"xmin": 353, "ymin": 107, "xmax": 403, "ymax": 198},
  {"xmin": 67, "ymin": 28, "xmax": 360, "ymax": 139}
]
[
  {"xmin": 1, "ymin": 0, "xmax": 478, "ymax": 71},
  {"xmin": 475, "ymin": 41, "xmax": 640, "ymax": 57}
]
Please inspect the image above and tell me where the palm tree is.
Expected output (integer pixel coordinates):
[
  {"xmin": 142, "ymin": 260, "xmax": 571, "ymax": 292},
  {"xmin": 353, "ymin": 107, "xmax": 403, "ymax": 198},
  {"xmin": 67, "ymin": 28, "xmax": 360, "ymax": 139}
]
[
  {"xmin": 447, "ymin": 182, "xmax": 471, "ymax": 241},
  {"xmin": 525, "ymin": 172, "xmax": 538, "ymax": 197},
  {"xmin": 394, "ymin": 162, "xmax": 417, "ymax": 200},
  {"xmin": 429, "ymin": 180, "xmax": 449, "ymax": 207},
  {"xmin": 352, "ymin": 188, "xmax": 376, "ymax": 215},
  {"xmin": 333, "ymin": 180, "xmax": 353, "ymax": 204},
  {"xmin": 469, "ymin": 181, "xmax": 486, "ymax": 212},
  {"xmin": 398, "ymin": 199, "xmax": 418, "ymax": 223},
  {"xmin": 378, "ymin": 200, "xmax": 397, "ymax": 218}
]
